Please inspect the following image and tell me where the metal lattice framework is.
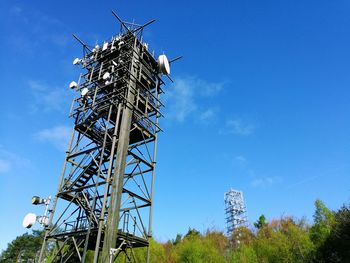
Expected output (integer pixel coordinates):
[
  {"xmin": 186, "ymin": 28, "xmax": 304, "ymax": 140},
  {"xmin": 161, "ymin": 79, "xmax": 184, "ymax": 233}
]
[
  {"xmin": 224, "ymin": 189, "xmax": 248, "ymax": 235},
  {"xmin": 38, "ymin": 12, "xmax": 171, "ymax": 263}
]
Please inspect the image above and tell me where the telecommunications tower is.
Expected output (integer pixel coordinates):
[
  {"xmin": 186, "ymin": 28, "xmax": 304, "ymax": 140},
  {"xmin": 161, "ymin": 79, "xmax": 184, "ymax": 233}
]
[
  {"xmin": 26, "ymin": 11, "xmax": 176, "ymax": 262},
  {"xmin": 224, "ymin": 189, "xmax": 248, "ymax": 235}
]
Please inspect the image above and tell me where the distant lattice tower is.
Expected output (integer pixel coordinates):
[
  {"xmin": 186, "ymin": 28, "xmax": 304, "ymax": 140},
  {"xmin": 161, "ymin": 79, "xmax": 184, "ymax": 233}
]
[{"xmin": 224, "ymin": 189, "xmax": 248, "ymax": 235}]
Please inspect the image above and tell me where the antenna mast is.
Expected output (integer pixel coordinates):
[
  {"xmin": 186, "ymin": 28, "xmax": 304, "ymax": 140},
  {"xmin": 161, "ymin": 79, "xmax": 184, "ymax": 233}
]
[
  {"xmin": 36, "ymin": 11, "xmax": 173, "ymax": 262},
  {"xmin": 224, "ymin": 189, "xmax": 248, "ymax": 236}
]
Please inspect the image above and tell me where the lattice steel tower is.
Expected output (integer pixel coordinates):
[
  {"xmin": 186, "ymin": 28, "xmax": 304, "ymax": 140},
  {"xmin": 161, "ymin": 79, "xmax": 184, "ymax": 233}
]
[
  {"xmin": 224, "ymin": 189, "xmax": 248, "ymax": 235},
  {"xmin": 37, "ymin": 12, "xmax": 175, "ymax": 262}
]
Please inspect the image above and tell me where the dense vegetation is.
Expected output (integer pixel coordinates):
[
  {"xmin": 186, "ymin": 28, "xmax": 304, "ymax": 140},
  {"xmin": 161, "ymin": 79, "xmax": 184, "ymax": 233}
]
[
  {"xmin": 0, "ymin": 230, "xmax": 43, "ymax": 262},
  {"xmin": 1, "ymin": 199, "xmax": 349, "ymax": 262}
]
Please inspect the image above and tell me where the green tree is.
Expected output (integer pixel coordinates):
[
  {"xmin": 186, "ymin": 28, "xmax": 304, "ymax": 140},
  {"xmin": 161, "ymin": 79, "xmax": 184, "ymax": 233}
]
[
  {"xmin": 316, "ymin": 204, "xmax": 350, "ymax": 262},
  {"xmin": 0, "ymin": 230, "xmax": 43, "ymax": 263},
  {"xmin": 183, "ymin": 228, "xmax": 201, "ymax": 239},
  {"xmin": 174, "ymin": 230, "xmax": 226, "ymax": 263},
  {"xmin": 124, "ymin": 238, "xmax": 166, "ymax": 263},
  {"xmin": 254, "ymin": 217, "xmax": 314, "ymax": 263},
  {"xmin": 230, "ymin": 245, "xmax": 258, "ymax": 263},
  {"xmin": 254, "ymin": 214, "xmax": 267, "ymax": 229},
  {"xmin": 310, "ymin": 199, "xmax": 335, "ymax": 247},
  {"xmin": 231, "ymin": 227, "xmax": 255, "ymax": 250},
  {"xmin": 172, "ymin": 234, "xmax": 182, "ymax": 245}
]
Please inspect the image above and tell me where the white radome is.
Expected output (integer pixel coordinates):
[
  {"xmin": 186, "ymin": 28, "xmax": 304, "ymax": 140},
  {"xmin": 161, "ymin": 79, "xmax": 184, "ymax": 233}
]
[
  {"xmin": 102, "ymin": 42, "xmax": 108, "ymax": 51},
  {"xmin": 69, "ymin": 81, "xmax": 78, "ymax": 89},
  {"xmin": 103, "ymin": 72, "xmax": 111, "ymax": 80},
  {"xmin": 73, "ymin": 58, "xmax": 81, "ymax": 65},
  {"xmin": 81, "ymin": 88, "xmax": 89, "ymax": 97},
  {"xmin": 38, "ymin": 216, "xmax": 49, "ymax": 226},
  {"xmin": 23, "ymin": 213, "xmax": 37, "ymax": 228},
  {"xmin": 158, "ymin": 54, "xmax": 170, "ymax": 75}
]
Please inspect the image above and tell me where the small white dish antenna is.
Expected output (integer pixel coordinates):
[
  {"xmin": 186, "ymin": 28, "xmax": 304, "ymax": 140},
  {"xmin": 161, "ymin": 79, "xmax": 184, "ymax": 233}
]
[
  {"xmin": 103, "ymin": 72, "xmax": 111, "ymax": 80},
  {"xmin": 69, "ymin": 81, "xmax": 78, "ymax": 89},
  {"xmin": 23, "ymin": 213, "xmax": 37, "ymax": 228},
  {"xmin": 73, "ymin": 58, "xmax": 81, "ymax": 65},
  {"xmin": 81, "ymin": 88, "xmax": 89, "ymax": 97},
  {"xmin": 38, "ymin": 216, "xmax": 49, "ymax": 226},
  {"xmin": 158, "ymin": 55, "xmax": 170, "ymax": 75},
  {"xmin": 102, "ymin": 42, "xmax": 108, "ymax": 51},
  {"xmin": 118, "ymin": 41, "xmax": 125, "ymax": 49}
]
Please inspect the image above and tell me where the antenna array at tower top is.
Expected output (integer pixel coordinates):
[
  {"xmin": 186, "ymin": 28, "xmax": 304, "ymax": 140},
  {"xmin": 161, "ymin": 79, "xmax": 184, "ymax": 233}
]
[{"xmin": 224, "ymin": 189, "xmax": 248, "ymax": 236}]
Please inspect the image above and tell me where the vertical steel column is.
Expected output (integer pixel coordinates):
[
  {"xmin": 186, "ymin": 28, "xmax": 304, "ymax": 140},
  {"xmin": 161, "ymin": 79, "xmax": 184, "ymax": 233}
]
[
  {"xmin": 146, "ymin": 84, "xmax": 160, "ymax": 263},
  {"xmin": 93, "ymin": 104, "xmax": 122, "ymax": 263},
  {"xmin": 101, "ymin": 37, "xmax": 139, "ymax": 262},
  {"xmin": 81, "ymin": 105, "xmax": 113, "ymax": 262}
]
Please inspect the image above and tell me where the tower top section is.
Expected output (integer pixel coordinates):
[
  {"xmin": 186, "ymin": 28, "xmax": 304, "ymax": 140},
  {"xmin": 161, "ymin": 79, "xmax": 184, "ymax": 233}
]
[{"xmin": 224, "ymin": 188, "xmax": 248, "ymax": 235}]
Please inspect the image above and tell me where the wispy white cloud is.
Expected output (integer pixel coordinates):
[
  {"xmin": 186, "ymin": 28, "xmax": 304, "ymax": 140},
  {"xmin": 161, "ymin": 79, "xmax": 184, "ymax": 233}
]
[
  {"xmin": 0, "ymin": 159, "xmax": 11, "ymax": 173},
  {"xmin": 199, "ymin": 108, "xmax": 218, "ymax": 124},
  {"xmin": 251, "ymin": 176, "xmax": 282, "ymax": 188},
  {"xmin": 286, "ymin": 175, "xmax": 320, "ymax": 189},
  {"xmin": 29, "ymin": 80, "xmax": 71, "ymax": 113},
  {"xmin": 234, "ymin": 155, "xmax": 248, "ymax": 166},
  {"xmin": 34, "ymin": 125, "xmax": 71, "ymax": 150},
  {"xmin": 200, "ymin": 81, "xmax": 224, "ymax": 96},
  {"xmin": 0, "ymin": 146, "xmax": 31, "ymax": 174},
  {"xmin": 164, "ymin": 76, "xmax": 225, "ymax": 123},
  {"xmin": 220, "ymin": 119, "xmax": 255, "ymax": 136},
  {"xmin": 225, "ymin": 154, "xmax": 281, "ymax": 188},
  {"xmin": 231, "ymin": 155, "xmax": 256, "ymax": 177},
  {"xmin": 164, "ymin": 78, "xmax": 197, "ymax": 122}
]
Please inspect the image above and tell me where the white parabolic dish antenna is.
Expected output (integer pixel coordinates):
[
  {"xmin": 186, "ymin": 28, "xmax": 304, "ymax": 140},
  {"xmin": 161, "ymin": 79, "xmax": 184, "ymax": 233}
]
[
  {"xmin": 103, "ymin": 72, "xmax": 111, "ymax": 80},
  {"xmin": 81, "ymin": 88, "xmax": 89, "ymax": 97},
  {"xmin": 23, "ymin": 213, "xmax": 36, "ymax": 228},
  {"xmin": 158, "ymin": 54, "xmax": 170, "ymax": 75},
  {"xmin": 69, "ymin": 81, "xmax": 78, "ymax": 89},
  {"xmin": 73, "ymin": 58, "xmax": 81, "ymax": 65}
]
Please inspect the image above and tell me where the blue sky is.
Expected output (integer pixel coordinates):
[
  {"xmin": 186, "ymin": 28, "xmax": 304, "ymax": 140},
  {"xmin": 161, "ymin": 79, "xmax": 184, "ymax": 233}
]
[{"xmin": 1, "ymin": 0, "xmax": 350, "ymax": 250}]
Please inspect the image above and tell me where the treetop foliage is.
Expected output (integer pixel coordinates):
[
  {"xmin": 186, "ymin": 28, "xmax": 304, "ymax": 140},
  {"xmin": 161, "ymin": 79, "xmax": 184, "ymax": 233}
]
[
  {"xmin": 1, "ymin": 200, "xmax": 349, "ymax": 263},
  {"xmin": 0, "ymin": 230, "xmax": 43, "ymax": 263}
]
